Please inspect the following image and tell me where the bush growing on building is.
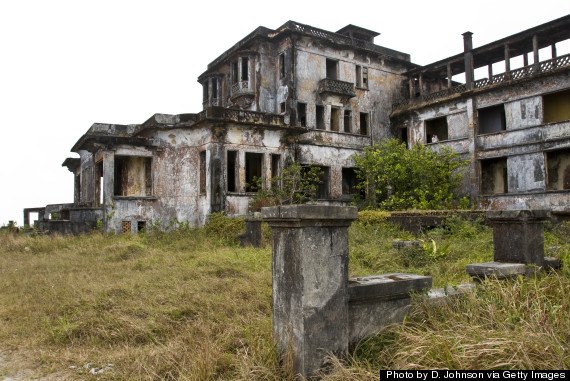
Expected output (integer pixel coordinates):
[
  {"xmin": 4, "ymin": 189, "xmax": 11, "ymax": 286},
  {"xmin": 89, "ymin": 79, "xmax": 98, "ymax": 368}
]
[
  {"xmin": 250, "ymin": 161, "xmax": 323, "ymax": 211},
  {"xmin": 352, "ymin": 139, "xmax": 470, "ymax": 210}
]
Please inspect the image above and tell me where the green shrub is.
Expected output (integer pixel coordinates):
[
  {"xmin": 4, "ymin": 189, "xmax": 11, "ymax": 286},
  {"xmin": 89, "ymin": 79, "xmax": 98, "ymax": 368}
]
[{"xmin": 357, "ymin": 210, "xmax": 391, "ymax": 225}]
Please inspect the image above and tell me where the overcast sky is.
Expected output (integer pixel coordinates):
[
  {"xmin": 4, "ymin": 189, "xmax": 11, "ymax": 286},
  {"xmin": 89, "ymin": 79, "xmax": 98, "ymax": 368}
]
[{"xmin": 1, "ymin": 0, "xmax": 569, "ymax": 225}]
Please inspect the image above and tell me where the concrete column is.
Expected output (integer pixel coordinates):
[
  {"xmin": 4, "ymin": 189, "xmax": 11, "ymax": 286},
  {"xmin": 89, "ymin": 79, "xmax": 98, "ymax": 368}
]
[
  {"xmin": 551, "ymin": 43, "xmax": 557, "ymax": 59},
  {"xmin": 418, "ymin": 74, "xmax": 424, "ymax": 97},
  {"xmin": 463, "ymin": 32, "xmax": 474, "ymax": 89},
  {"xmin": 488, "ymin": 64, "xmax": 493, "ymax": 81},
  {"xmin": 408, "ymin": 77, "xmax": 415, "ymax": 98},
  {"xmin": 262, "ymin": 205, "xmax": 358, "ymax": 379},
  {"xmin": 103, "ymin": 151, "xmax": 115, "ymax": 206},
  {"xmin": 447, "ymin": 63, "xmax": 452, "ymax": 88},
  {"xmin": 523, "ymin": 53, "xmax": 529, "ymax": 67},
  {"xmin": 504, "ymin": 44, "xmax": 511, "ymax": 73},
  {"xmin": 533, "ymin": 35, "xmax": 539, "ymax": 68}
]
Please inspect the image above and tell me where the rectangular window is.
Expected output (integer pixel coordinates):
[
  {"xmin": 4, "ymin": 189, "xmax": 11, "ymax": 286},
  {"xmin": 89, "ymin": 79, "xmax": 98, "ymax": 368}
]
[
  {"xmin": 342, "ymin": 167, "xmax": 358, "ymax": 196},
  {"xmin": 543, "ymin": 89, "xmax": 570, "ymax": 123},
  {"xmin": 271, "ymin": 154, "xmax": 281, "ymax": 183},
  {"xmin": 344, "ymin": 110, "xmax": 352, "ymax": 133},
  {"xmin": 481, "ymin": 158, "xmax": 508, "ymax": 194},
  {"xmin": 227, "ymin": 150, "xmax": 237, "ymax": 192},
  {"xmin": 122, "ymin": 221, "xmax": 131, "ymax": 234},
  {"xmin": 199, "ymin": 151, "xmax": 207, "ymax": 195},
  {"xmin": 232, "ymin": 62, "xmax": 238, "ymax": 84},
  {"xmin": 425, "ymin": 117, "xmax": 448, "ymax": 143},
  {"xmin": 245, "ymin": 152, "xmax": 263, "ymax": 192},
  {"xmin": 478, "ymin": 105, "xmax": 506, "ymax": 134},
  {"xmin": 137, "ymin": 221, "xmax": 146, "ymax": 233},
  {"xmin": 331, "ymin": 108, "xmax": 340, "ymax": 132},
  {"xmin": 211, "ymin": 78, "xmax": 218, "ymax": 99},
  {"xmin": 279, "ymin": 53, "xmax": 285, "ymax": 79},
  {"xmin": 355, "ymin": 65, "xmax": 368, "ymax": 89},
  {"xmin": 546, "ymin": 149, "xmax": 570, "ymax": 190},
  {"xmin": 326, "ymin": 59, "xmax": 338, "ymax": 79},
  {"xmin": 400, "ymin": 127, "xmax": 408, "ymax": 148},
  {"xmin": 280, "ymin": 102, "xmax": 286, "ymax": 114},
  {"xmin": 359, "ymin": 112, "xmax": 369, "ymax": 135},
  {"xmin": 362, "ymin": 67, "xmax": 368, "ymax": 88},
  {"xmin": 356, "ymin": 65, "xmax": 362, "ymax": 87},
  {"xmin": 203, "ymin": 82, "xmax": 209, "ymax": 102},
  {"xmin": 241, "ymin": 57, "xmax": 249, "ymax": 81},
  {"xmin": 297, "ymin": 103, "xmax": 306, "ymax": 127},
  {"xmin": 316, "ymin": 105, "xmax": 325, "ymax": 130},
  {"xmin": 114, "ymin": 156, "xmax": 152, "ymax": 197},
  {"xmin": 316, "ymin": 166, "xmax": 330, "ymax": 199}
]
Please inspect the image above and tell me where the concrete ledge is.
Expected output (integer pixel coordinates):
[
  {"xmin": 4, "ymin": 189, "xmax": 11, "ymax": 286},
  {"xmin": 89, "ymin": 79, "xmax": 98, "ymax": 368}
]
[
  {"xmin": 262, "ymin": 205, "xmax": 358, "ymax": 220},
  {"xmin": 486, "ymin": 209, "xmax": 549, "ymax": 221},
  {"xmin": 348, "ymin": 273, "xmax": 432, "ymax": 302},
  {"xmin": 466, "ymin": 261, "xmax": 526, "ymax": 280},
  {"xmin": 545, "ymin": 256, "xmax": 561, "ymax": 270}
]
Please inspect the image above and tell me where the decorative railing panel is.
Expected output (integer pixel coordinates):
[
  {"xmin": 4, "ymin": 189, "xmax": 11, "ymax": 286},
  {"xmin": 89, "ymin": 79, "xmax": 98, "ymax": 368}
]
[
  {"xmin": 318, "ymin": 78, "xmax": 356, "ymax": 97},
  {"xmin": 194, "ymin": 107, "xmax": 286, "ymax": 126},
  {"xmin": 231, "ymin": 81, "xmax": 251, "ymax": 96},
  {"xmin": 394, "ymin": 53, "xmax": 570, "ymax": 111}
]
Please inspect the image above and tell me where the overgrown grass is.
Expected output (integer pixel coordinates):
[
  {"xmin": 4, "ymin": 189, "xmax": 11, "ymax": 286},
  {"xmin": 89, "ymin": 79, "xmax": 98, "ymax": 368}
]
[{"xmin": 0, "ymin": 217, "xmax": 568, "ymax": 379}]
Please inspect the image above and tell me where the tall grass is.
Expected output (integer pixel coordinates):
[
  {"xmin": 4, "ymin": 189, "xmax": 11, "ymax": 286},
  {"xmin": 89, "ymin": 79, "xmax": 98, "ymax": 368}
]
[{"xmin": 0, "ymin": 216, "xmax": 568, "ymax": 379}]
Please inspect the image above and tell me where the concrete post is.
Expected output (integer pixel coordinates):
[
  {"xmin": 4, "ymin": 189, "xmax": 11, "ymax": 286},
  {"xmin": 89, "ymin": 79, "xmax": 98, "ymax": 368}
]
[
  {"xmin": 262, "ymin": 205, "xmax": 358, "ymax": 379},
  {"xmin": 463, "ymin": 32, "xmax": 474, "ymax": 89},
  {"xmin": 487, "ymin": 210, "xmax": 548, "ymax": 266}
]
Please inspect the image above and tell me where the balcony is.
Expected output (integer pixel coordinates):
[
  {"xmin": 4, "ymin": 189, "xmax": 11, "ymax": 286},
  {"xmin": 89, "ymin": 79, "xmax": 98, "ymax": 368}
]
[
  {"xmin": 318, "ymin": 78, "xmax": 356, "ymax": 98},
  {"xmin": 231, "ymin": 81, "xmax": 253, "ymax": 96}
]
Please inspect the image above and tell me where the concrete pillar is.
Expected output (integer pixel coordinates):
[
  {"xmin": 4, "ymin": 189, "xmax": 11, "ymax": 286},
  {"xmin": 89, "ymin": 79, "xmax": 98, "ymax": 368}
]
[
  {"xmin": 533, "ymin": 35, "xmax": 539, "ymax": 68},
  {"xmin": 487, "ymin": 210, "xmax": 548, "ymax": 266},
  {"xmin": 504, "ymin": 43, "xmax": 511, "ymax": 74},
  {"xmin": 418, "ymin": 74, "xmax": 424, "ymax": 97},
  {"xmin": 447, "ymin": 63, "xmax": 452, "ymax": 89},
  {"xmin": 262, "ymin": 205, "xmax": 358, "ymax": 379},
  {"xmin": 463, "ymin": 32, "xmax": 474, "ymax": 89},
  {"xmin": 408, "ymin": 77, "xmax": 415, "ymax": 98}
]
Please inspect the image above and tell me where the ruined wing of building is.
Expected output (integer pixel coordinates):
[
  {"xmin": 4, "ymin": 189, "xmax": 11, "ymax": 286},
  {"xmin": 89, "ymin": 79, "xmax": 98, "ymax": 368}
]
[{"xmin": 24, "ymin": 16, "xmax": 570, "ymax": 234}]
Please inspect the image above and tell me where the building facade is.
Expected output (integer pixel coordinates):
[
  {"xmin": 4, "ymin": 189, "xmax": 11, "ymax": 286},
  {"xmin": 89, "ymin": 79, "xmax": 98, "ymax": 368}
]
[{"xmin": 25, "ymin": 16, "xmax": 570, "ymax": 233}]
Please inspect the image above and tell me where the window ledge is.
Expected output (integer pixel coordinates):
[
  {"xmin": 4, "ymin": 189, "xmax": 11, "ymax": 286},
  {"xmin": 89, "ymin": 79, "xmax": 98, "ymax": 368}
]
[{"xmin": 113, "ymin": 196, "xmax": 157, "ymax": 201}]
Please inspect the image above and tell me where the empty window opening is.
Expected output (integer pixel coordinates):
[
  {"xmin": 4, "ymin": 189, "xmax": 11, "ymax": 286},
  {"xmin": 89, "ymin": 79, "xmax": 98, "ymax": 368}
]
[
  {"xmin": 280, "ymin": 102, "xmax": 286, "ymax": 114},
  {"xmin": 199, "ymin": 151, "xmax": 207, "ymax": 195},
  {"xmin": 114, "ymin": 156, "xmax": 152, "ymax": 197},
  {"xmin": 232, "ymin": 62, "xmax": 238, "ymax": 84},
  {"xmin": 28, "ymin": 212, "xmax": 39, "ymax": 227},
  {"xmin": 344, "ymin": 110, "xmax": 352, "ymax": 133},
  {"xmin": 122, "ymin": 221, "xmax": 132, "ymax": 234},
  {"xmin": 211, "ymin": 78, "xmax": 218, "ymax": 99},
  {"xmin": 546, "ymin": 149, "xmax": 570, "ymax": 191},
  {"xmin": 297, "ymin": 103, "xmax": 306, "ymax": 127},
  {"xmin": 316, "ymin": 105, "xmax": 325, "ymax": 130},
  {"xmin": 359, "ymin": 112, "xmax": 369, "ymax": 135},
  {"xmin": 241, "ymin": 57, "xmax": 249, "ymax": 81},
  {"xmin": 271, "ymin": 154, "xmax": 281, "ymax": 187},
  {"xmin": 356, "ymin": 65, "xmax": 362, "ymax": 87},
  {"xmin": 74, "ymin": 174, "xmax": 81, "ymax": 203},
  {"xmin": 326, "ymin": 59, "xmax": 338, "ymax": 79},
  {"xmin": 425, "ymin": 117, "xmax": 448, "ymax": 143},
  {"xmin": 481, "ymin": 158, "xmax": 508, "ymax": 194},
  {"xmin": 137, "ymin": 221, "xmax": 146, "ymax": 233},
  {"xmin": 279, "ymin": 53, "xmax": 285, "ymax": 79},
  {"xmin": 227, "ymin": 150, "xmax": 238, "ymax": 192},
  {"xmin": 95, "ymin": 161, "xmax": 103, "ymax": 206},
  {"xmin": 478, "ymin": 105, "xmax": 506, "ymax": 134},
  {"xmin": 342, "ymin": 167, "xmax": 358, "ymax": 196},
  {"xmin": 331, "ymin": 108, "xmax": 340, "ymax": 132},
  {"xmin": 400, "ymin": 127, "xmax": 408, "ymax": 148},
  {"xmin": 304, "ymin": 165, "xmax": 330, "ymax": 199},
  {"xmin": 245, "ymin": 153, "xmax": 263, "ymax": 193},
  {"xmin": 543, "ymin": 89, "xmax": 570, "ymax": 124}
]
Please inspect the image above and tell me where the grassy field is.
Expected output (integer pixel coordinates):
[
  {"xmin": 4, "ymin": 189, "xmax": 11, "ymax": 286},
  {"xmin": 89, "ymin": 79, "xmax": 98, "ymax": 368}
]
[{"xmin": 0, "ymin": 215, "xmax": 568, "ymax": 380}]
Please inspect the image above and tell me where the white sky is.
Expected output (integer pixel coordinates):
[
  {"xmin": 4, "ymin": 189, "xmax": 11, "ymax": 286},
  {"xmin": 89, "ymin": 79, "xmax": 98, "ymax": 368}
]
[{"xmin": 1, "ymin": 0, "xmax": 570, "ymax": 225}]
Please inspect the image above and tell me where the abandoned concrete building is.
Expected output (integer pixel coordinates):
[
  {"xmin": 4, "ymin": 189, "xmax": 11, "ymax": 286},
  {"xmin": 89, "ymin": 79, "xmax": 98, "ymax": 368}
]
[{"xmin": 24, "ymin": 15, "xmax": 570, "ymax": 234}]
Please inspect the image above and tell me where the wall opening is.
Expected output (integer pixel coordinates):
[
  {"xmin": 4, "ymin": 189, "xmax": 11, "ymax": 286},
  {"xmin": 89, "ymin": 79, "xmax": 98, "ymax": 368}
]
[
  {"xmin": 203, "ymin": 82, "xmax": 209, "ymax": 102},
  {"xmin": 331, "ymin": 108, "xmax": 340, "ymax": 132},
  {"xmin": 74, "ymin": 174, "xmax": 81, "ymax": 203},
  {"xmin": 344, "ymin": 110, "xmax": 352, "ymax": 133},
  {"xmin": 245, "ymin": 152, "xmax": 263, "ymax": 192},
  {"xmin": 304, "ymin": 166, "xmax": 330, "ymax": 199},
  {"xmin": 355, "ymin": 66, "xmax": 368, "ymax": 89},
  {"xmin": 95, "ymin": 161, "xmax": 103, "ymax": 206},
  {"xmin": 211, "ymin": 78, "xmax": 218, "ymax": 100},
  {"xmin": 359, "ymin": 112, "xmax": 368, "ymax": 135},
  {"xmin": 400, "ymin": 127, "xmax": 408, "ymax": 148},
  {"xmin": 478, "ymin": 105, "xmax": 506, "ymax": 134},
  {"xmin": 425, "ymin": 117, "xmax": 448, "ymax": 143},
  {"xmin": 543, "ymin": 89, "xmax": 570, "ymax": 124},
  {"xmin": 114, "ymin": 156, "xmax": 152, "ymax": 197},
  {"xmin": 316, "ymin": 105, "xmax": 325, "ymax": 130},
  {"xmin": 342, "ymin": 167, "xmax": 358, "ymax": 197},
  {"xmin": 297, "ymin": 103, "xmax": 306, "ymax": 127},
  {"xmin": 232, "ymin": 62, "xmax": 238, "ymax": 84},
  {"xmin": 280, "ymin": 102, "xmax": 286, "ymax": 114},
  {"xmin": 137, "ymin": 221, "xmax": 146, "ymax": 233},
  {"xmin": 199, "ymin": 151, "xmax": 206, "ymax": 195},
  {"xmin": 546, "ymin": 149, "xmax": 570, "ymax": 190},
  {"xmin": 481, "ymin": 158, "xmax": 508, "ymax": 194},
  {"xmin": 279, "ymin": 53, "xmax": 285, "ymax": 79},
  {"xmin": 227, "ymin": 150, "xmax": 237, "ymax": 192},
  {"xmin": 326, "ymin": 59, "xmax": 338, "ymax": 79},
  {"xmin": 241, "ymin": 57, "xmax": 249, "ymax": 81},
  {"xmin": 271, "ymin": 154, "xmax": 281, "ymax": 188},
  {"xmin": 122, "ymin": 221, "xmax": 131, "ymax": 234}
]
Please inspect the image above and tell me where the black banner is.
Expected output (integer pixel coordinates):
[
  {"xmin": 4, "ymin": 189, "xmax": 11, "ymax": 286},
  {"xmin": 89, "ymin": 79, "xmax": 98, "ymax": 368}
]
[{"xmin": 380, "ymin": 370, "xmax": 568, "ymax": 381}]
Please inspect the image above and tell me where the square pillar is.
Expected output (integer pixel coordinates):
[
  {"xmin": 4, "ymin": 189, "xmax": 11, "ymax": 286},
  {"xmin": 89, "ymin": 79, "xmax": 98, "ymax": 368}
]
[
  {"xmin": 487, "ymin": 210, "xmax": 548, "ymax": 266},
  {"xmin": 262, "ymin": 205, "xmax": 357, "ymax": 379}
]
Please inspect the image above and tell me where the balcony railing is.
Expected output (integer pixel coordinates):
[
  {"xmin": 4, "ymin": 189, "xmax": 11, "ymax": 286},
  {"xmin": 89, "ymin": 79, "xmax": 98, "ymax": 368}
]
[
  {"xmin": 318, "ymin": 78, "xmax": 356, "ymax": 98},
  {"xmin": 393, "ymin": 53, "xmax": 570, "ymax": 110},
  {"xmin": 195, "ymin": 106, "xmax": 287, "ymax": 126},
  {"xmin": 231, "ymin": 81, "xmax": 252, "ymax": 96}
]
